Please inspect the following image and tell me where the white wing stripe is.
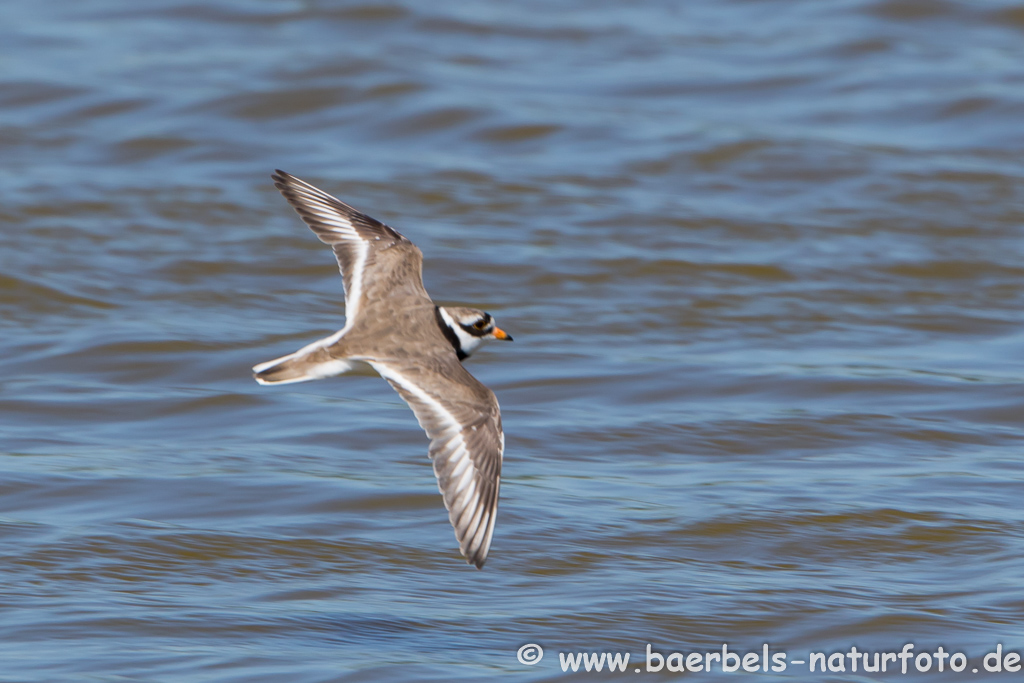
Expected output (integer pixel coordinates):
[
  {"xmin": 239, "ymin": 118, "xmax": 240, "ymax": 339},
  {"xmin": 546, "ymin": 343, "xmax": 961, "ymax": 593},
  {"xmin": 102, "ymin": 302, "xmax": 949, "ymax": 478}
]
[
  {"xmin": 469, "ymin": 510, "xmax": 490, "ymax": 555},
  {"xmin": 452, "ymin": 474, "xmax": 477, "ymax": 513},
  {"xmin": 451, "ymin": 461, "xmax": 475, "ymax": 501},
  {"xmin": 447, "ymin": 451, "xmax": 473, "ymax": 482},
  {"xmin": 458, "ymin": 491, "xmax": 483, "ymax": 534},
  {"xmin": 480, "ymin": 508, "xmax": 498, "ymax": 556},
  {"xmin": 369, "ymin": 362, "xmax": 466, "ymax": 441},
  {"xmin": 283, "ymin": 178, "xmax": 370, "ymax": 333},
  {"xmin": 309, "ymin": 213, "xmax": 356, "ymax": 232},
  {"xmin": 370, "ymin": 361, "xmax": 497, "ymax": 565},
  {"xmin": 343, "ymin": 240, "xmax": 368, "ymax": 327},
  {"xmin": 462, "ymin": 500, "xmax": 486, "ymax": 549}
]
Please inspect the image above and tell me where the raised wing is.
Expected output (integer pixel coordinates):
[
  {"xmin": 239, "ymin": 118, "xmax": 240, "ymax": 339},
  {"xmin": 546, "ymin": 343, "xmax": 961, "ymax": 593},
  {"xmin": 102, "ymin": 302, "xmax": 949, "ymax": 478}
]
[
  {"xmin": 369, "ymin": 358, "xmax": 503, "ymax": 569},
  {"xmin": 271, "ymin": 170, "xmax": 418, "ymax": 326}
]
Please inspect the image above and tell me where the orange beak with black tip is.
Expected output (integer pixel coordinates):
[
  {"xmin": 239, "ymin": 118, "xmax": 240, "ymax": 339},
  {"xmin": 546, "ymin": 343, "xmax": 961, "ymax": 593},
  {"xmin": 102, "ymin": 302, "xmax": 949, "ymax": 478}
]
[{"xmin": 491, "ymin": 327, "xmax": 513, "ymax": 341}]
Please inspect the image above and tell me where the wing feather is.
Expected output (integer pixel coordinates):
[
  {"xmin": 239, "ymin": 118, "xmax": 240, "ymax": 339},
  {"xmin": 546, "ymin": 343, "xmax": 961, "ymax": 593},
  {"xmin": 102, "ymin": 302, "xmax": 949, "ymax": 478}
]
[
  {"xmin": 264, "ymin": 172, "xmax": 506, "ymax": 568},
  {"xmin": 270, "ymin": 170, "xmax": 411, "ymax": 327},
  {"xmin": 369, "ymin": 360, "xmax": 503, "ymax": 569}
]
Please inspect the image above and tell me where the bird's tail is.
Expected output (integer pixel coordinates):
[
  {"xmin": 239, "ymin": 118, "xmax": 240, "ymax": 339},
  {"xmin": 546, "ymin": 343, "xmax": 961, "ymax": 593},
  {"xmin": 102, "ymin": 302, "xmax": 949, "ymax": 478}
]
[{"xmin": 253, "ymin": 343, "xmax": 354, "ymax": 385}]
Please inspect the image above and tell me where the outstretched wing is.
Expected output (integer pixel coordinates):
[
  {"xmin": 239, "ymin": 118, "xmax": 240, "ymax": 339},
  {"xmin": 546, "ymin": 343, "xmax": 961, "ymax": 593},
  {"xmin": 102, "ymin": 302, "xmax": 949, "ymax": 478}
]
[
  {"xmin": 271, "ymin": 170, "xmax": 422, "ymax": 327},
  {"xmin": 369, "ymin": 358, "xmax": 503, "ymax": 569}
]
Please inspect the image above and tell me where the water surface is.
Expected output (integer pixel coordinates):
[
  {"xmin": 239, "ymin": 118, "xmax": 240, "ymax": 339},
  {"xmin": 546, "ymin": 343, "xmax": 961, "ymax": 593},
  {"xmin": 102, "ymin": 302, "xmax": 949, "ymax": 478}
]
[{"xmin": 3, "ymin": 0, "xmax": 1024, "ymax": 680}]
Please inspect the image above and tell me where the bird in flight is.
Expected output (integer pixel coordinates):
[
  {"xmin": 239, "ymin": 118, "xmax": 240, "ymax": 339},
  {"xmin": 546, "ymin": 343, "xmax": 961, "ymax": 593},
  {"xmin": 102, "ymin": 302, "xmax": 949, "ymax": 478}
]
[{"xmin": 253, "ymin": 171, "xmax": 512, "ymax": 568}]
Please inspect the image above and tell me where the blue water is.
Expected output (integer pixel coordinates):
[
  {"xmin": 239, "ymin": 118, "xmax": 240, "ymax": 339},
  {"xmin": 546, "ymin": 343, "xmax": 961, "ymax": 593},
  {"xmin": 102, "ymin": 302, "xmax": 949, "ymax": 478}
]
[{"xmin": 3, "ymin": 0, "xmax": 1024, "ymax": 680}]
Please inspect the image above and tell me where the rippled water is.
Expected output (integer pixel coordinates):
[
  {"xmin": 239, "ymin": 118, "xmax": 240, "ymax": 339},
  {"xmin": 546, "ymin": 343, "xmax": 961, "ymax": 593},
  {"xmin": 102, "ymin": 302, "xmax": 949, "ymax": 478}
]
[{"xmin": 4, "ymin": 0, "xmax": 1024, "ymax": 680}]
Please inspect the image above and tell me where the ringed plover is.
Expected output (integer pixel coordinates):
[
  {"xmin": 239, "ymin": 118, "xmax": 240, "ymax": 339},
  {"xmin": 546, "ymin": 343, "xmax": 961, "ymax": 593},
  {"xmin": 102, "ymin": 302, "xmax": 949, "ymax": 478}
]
[{"xmin": 253, "ymin": 171, "xmax": 512, "ymax": 569}]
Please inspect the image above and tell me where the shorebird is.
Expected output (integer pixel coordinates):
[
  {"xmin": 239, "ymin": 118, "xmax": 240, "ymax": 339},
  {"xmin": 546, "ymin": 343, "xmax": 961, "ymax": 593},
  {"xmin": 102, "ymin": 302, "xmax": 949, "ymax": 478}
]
[{"xmin": 253, "ymin": 171, "xmax": 512, "ymax": 568}]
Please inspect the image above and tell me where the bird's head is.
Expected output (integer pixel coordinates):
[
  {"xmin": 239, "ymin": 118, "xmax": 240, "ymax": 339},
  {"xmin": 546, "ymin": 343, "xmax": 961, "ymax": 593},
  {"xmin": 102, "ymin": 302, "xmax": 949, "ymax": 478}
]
[{"xmin": 436, "ymin": 306, "xmax": 513, "ymax": 361}]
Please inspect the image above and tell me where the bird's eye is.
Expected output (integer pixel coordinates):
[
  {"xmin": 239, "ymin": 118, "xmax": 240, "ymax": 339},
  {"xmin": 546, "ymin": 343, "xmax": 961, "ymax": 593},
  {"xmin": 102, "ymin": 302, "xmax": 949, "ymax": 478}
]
[{"xmin": 473, "ymin": 320, "xmax": 488, "ymax": 330}]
